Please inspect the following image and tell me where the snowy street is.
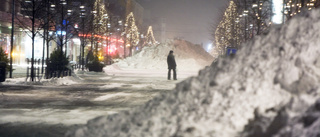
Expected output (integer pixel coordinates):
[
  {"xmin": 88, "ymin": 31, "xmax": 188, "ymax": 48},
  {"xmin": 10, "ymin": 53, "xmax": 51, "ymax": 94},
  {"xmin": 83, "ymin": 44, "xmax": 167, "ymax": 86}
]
[
  {"xmin": 0, "ymin": 67, "xmax": 197, "ymax": 137},
  {"xmin": 2, "ymin": 0, "xmax": 320, "ymax": 136}
]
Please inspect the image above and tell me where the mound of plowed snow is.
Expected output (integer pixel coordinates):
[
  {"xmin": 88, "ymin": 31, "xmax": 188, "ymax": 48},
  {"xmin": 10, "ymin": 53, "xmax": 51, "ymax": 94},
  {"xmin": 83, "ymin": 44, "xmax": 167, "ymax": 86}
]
[
  {"xmin": 67, "ymin": 9, "xmax": 320, "ymax": 137},
  {"xmin": 107, "ymin": 39, "xmax": 214, "ymax": 71}
]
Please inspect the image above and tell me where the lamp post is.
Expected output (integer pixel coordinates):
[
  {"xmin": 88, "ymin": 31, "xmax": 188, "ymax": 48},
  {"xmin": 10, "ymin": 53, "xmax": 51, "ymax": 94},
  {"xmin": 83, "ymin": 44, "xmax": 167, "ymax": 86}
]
[
  {"xmin": 10, "ymin": 0, "xmax": 15, "ymax": 78},
  {"xmin": 124, "ymin": 23, "xmax": 127, "ymax": 58},
  {"xmin": 80, "ymin": 5, "xmax": 85, "ymax": 71},
  {"xmin": 243, "ymin": 9, "xmax": 248, "ymax": 41},
  {"xmin": 116, "ymin": 20, "xmax": 122, "ymax": 57},
  {"xmin": 66, "ymin": 8, "xmax": 73, "ymax": 56},
  {"xmin": 59, "ymin": 0, "xmax": 67, "ymax": 54},
  {"xmin": 104, "ymin": 13, "xmax": 109, "ymax": 64}
]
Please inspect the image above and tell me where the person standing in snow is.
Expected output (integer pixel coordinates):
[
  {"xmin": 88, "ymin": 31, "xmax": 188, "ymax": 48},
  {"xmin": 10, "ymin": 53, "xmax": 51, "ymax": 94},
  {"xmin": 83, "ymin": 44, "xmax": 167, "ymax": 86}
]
[{"xmin": 167, "ymin": 50, "xmax": 177, "ymax": 80}]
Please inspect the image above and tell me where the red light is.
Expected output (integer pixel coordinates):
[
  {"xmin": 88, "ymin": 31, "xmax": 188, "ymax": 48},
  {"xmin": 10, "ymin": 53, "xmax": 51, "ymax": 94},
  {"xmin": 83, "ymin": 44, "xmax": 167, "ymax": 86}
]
[
  {"xmin": 78, "ymin": 34, "xmax": 92, "ymax": 37},
  {"xmin": 78, "ymin": 34, "xmax": 124, "ymax": 43}
]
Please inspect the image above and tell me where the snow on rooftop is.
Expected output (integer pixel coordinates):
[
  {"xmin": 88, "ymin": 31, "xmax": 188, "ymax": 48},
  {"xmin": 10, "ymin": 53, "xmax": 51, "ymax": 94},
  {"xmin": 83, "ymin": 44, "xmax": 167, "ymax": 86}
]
[{"xmin": 66, "ymin": 9, "xmax": 320, "ymax": 137}]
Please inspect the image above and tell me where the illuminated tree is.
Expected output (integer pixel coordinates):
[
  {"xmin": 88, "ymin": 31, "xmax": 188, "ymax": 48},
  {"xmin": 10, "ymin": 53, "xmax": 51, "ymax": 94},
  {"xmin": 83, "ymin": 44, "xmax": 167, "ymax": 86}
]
[
  {"xmin": 124, "ymin": 12, "xmax": 139, "ymax": 57},
  {"xmin": 233, "ymin": 0, "xmax": 272, "ymax": 39},
  {"xmin": 249, "ymin": 1, "xmax": 272, "ymax": 35},
  {"xmin": 92, "ymin": 0, "xmax": 108, "ymax": 54},
  {"xmin": 214, "ymin": 1, "xmax": 241, "ymax": 55},
  {"xmin": 145, "ymin": 26, "xmax": 156, "ymax": 46},
  {"xmin": 93, "ymin": 0, "xmax": 108, "ymax": 34}
]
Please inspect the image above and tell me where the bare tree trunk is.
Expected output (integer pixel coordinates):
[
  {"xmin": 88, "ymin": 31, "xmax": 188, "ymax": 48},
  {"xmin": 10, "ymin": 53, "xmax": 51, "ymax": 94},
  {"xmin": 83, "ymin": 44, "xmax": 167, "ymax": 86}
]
[
  {"xmin": 46, "ymin": 0, "xmax": 50, "ymax": 79},
  {"xmin": 42, "ymin": 28, "xmax": 45, "ymax": 74},
  {"xmin": 31, "ymin": 0, "xmax": 36, "ymax": 82}
]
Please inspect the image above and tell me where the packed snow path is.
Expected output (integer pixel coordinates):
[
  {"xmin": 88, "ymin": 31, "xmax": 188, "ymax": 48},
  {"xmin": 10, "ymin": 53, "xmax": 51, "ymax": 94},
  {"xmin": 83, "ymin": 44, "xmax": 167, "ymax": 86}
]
[{"xmin": 0, "ymin": 69, "xmax": 194, "ymax": 137}]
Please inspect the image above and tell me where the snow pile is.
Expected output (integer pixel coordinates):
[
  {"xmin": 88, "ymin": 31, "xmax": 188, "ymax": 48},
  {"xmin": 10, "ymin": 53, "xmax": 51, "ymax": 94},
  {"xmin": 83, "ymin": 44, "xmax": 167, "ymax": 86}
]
[
  {"xmin": 107, "ymin": 39, "xmax": 214, "ymax": 71},
  {"xmin": 66, "ymin": 9, "xmax": 320, "ymax": 137},
  {"xmin": 2, "ymin": 76, "xmax": 78, "ymax": 86},
  {"xmin": 241, "ymin": 97, "xmax": 320, "ymax": 137},
  {"xmin": 274, "ymin": 99, "xmax": 320, "ymax": 137},
  {"xmin": 41, "ymin": 76, "xmax": 78, "ymax": 86},
  {"xmin": 2, "ymin": 78, "xmax": 28, "ymax": 85}
]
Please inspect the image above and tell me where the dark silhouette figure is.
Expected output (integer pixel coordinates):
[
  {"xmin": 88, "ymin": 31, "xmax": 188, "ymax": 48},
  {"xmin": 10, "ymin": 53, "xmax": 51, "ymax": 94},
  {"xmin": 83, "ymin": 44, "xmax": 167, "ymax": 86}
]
[{"xmin": 167, "ymin": 50, "xmax": 177, "ymax": 80}]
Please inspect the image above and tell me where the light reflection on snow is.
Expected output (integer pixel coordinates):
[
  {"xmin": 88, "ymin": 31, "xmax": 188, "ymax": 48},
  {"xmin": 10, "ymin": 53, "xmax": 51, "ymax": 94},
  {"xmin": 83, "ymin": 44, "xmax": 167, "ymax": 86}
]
[
  {"xmin": 94, "ymin": 93, "xmax": 133, "ymax": 101},
  {"xmin": 0, "ymin": 108, "xmax": 119, "ymax": 125}
]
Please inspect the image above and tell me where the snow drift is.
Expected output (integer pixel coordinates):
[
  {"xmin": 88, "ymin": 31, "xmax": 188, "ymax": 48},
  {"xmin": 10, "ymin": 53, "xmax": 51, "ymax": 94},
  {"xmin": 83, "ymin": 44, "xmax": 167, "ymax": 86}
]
[
  {"xmin": 2, "ymin": 76, "xmax": 79, "ymax": 86},
  {"xmin": 66, "ymin": 9, "xmax": 320, "ymax": 137},
  {"xmin": 108, "ymin": 39, "xmax": 214, "ymax": 71}
]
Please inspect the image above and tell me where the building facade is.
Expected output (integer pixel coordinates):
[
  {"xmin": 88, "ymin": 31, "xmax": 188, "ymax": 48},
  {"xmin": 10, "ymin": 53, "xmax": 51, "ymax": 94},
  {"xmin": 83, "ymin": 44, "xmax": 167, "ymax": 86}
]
[{"xmin": 0, "ymin": 0, "xmax": 146, "ymax": 67}]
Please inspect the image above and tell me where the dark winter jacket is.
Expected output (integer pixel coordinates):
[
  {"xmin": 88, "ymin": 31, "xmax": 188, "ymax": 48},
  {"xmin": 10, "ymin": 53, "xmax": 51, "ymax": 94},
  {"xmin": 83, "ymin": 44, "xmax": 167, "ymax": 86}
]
[{"xmin": 167, "ymin": 53, "xmax": 176, "ymax": 69}]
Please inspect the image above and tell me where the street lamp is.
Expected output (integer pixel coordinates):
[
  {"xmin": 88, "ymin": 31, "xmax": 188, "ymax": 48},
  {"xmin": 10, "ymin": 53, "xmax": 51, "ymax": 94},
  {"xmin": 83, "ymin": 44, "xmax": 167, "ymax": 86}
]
[
  {"xmin": 50, "ymin": 4, "xmax": 55, "ymax": 11},
  {"xmin": 9, "ymin": 0, "xmax": 15, "ymax": 78},
  {"xmin": 104, "ymin": 14, "xmax": 111, "ymax": 64},
  {"xmin": 67, "ymin": 10, "xmax": 72, "ymax": 16},
  {"xmin": 252, "ymin": 3, "xmax": 258, "ymax": 8},
  {"xmin": 79, "ymin": 5, "xmax": 86, "ymax": 70},
  {"xmin": 60, "ymin": 0, "xmax": 67, "ymax": 5}
]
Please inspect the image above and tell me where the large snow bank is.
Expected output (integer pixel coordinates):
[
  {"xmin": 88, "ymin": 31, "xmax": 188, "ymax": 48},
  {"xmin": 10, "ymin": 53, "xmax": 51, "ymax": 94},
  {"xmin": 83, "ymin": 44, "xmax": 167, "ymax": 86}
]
[
  {"xmin": 66, "ymin": 9, "xmax": 320, "ymax": 137},
  {"xmin": 106, "ymin": 39, "xmax": 214, "ymax": 71}
]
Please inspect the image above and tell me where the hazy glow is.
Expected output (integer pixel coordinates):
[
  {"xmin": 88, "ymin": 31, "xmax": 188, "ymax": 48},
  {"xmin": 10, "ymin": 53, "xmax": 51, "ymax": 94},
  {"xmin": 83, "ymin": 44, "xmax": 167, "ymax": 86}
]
[
  {"xmin": 207, "ymin": 43, "xmax": 213, "ymax": 52},
  {"xmin": 23, "ymin": 35, "xmax": 43, "ymax": 59},
  {"xmin": 72, "ymin": 38, "xmax": 81, "ymax": 44},
  {"xmin": 139, "ymin": 0, "xmax": 228, "ymax": 45},
  {"xmin": 57, "ymin": 31, "xmax": 66, "ymax": 35},
  {"xmin": 272, "ymin": 0, "xmax": 283, "ymax": 24}
]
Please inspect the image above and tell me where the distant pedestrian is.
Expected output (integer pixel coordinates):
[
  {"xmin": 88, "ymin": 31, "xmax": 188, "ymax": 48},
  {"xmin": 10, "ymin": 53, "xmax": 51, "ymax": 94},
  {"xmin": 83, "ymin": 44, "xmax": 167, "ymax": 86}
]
[{"xmin": 167, "ymin": 50, "xmax": 177, "ymax": 80}]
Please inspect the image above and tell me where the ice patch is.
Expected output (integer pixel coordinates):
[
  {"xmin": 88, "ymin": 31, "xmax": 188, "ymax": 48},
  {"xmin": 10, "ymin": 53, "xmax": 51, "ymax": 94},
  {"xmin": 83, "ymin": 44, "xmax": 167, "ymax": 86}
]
[{"xmin": 94, "ymin": 93, "xmax": 132, "ymax": 101}]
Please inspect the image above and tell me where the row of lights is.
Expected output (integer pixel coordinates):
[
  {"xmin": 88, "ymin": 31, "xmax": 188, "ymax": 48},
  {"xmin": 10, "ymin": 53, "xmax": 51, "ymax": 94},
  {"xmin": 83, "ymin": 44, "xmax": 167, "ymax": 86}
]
[
  {"xmin": 285, "ymin": 0, "xmax": 317, "ymax": 17},
  {"xmin": 237, "ymin": 1, "xmax": 271, "ymax": 29}
]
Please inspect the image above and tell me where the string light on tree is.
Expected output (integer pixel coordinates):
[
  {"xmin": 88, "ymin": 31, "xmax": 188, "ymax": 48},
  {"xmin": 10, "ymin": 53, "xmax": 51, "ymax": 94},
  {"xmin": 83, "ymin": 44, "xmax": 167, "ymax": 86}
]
[
  {"xmin": 92, "ymin": 0, "xmax": 109, "ymax": 56},
  {"xmin": 93, "ymin": 0, "xmax": 108, "ymax": 33},
  {"xmin": 213, "ymin": 1, "xmax": 241, "ymax": 56},
  {"xmin": 307, "ymin": 0, "xmax": 316, "ymax": 10},
  {"xmin": 284, "ymin": 0, "xmax": 317, "ymax": 19},
  {"xmin": 145, "ymin": 26, "xmax": 156, "ymax": 45},
  {"xmin": 124, "ymin": 12, "xmax": 140, "ymax": 56}
]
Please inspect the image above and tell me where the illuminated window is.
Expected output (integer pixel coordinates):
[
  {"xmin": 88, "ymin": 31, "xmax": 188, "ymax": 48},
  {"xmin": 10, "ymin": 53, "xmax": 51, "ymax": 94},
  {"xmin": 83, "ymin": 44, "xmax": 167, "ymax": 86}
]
[{"xmin": 272, "ymin": 0, "xmax": 283, "ymax": 24}]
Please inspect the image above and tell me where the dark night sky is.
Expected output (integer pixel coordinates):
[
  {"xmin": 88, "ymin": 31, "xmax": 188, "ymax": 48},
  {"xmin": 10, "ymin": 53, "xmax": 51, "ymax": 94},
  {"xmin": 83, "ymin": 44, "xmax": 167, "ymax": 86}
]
[{"xmin": 137, "ymin": 0, "xmax": 230, "ymax": 48}]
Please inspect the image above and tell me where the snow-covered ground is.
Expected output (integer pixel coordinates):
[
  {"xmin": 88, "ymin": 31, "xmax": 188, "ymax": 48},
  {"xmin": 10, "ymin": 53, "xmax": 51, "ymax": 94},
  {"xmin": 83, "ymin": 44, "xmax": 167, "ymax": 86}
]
[
  {"xmin": 0, "ymin": 70, "xmax": 187, "ymax": 137},
  {"xmin": 65, "ymin": 9, "xmax": 320, "ymax": 137},
  {"xmin": 0, "ymin": 70, "xmax": 181, "ymax": 125},
  {"xmin": 0, "ymin": 39, "xmax": 212, "ymax": 136}
]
